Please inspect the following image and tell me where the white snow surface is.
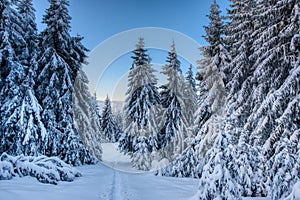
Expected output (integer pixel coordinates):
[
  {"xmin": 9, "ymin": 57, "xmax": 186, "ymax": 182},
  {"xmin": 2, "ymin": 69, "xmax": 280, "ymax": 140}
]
[
  {"xmin": 0, "ymin": 143, "xmax": 274, "ymax": 200},
  {"xmin": 0, "ymin": 143, "xmax": 198, "ymax": 200},
  {"xmin": 0, "ymin": 163, "xmax": 199, "ymax": 200},
  {"xmin": 101, "ymin": 142, "xmax": 140, "ymax": 173},
  {"xmin": 101, "ymin": 143, "xmax": 170, "ymax": 173}
]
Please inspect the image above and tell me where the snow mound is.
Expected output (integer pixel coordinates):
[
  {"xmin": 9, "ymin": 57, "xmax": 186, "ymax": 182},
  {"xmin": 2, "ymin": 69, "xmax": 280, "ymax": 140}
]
[
  {"xmin": 0, "ymin": 153, "xmax": 81, "ymax": 184},
  {"xmin": 284, "ymin": 181, "xmax": 300, "ymax": 200}
]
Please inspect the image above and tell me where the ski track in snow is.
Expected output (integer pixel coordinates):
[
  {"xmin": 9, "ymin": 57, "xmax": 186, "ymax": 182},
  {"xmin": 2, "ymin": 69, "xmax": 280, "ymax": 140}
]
[
  {"xmin": 97, "ymin": 166, "xmax": 135, "ymax": 200},
  {"xmin": 0, "ymin": 142, "xmax": 270, "ymax": 200},
  {"xmin": 0, "ymin": 163, "xmax": 271, "ymax": 200},
  {"xmin": 111, "ymin": 170, "xmax": 117, "ymax": 200},
  {"xmin": 110, "ymin": 171, "xmax": 136, "ymax": 200}
]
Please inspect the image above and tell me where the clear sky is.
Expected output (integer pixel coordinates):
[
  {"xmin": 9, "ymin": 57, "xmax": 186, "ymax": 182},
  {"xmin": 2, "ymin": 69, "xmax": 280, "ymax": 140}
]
[{"xmin": 33, "ymin": 0, "xmax": 231, "ymax": 101}]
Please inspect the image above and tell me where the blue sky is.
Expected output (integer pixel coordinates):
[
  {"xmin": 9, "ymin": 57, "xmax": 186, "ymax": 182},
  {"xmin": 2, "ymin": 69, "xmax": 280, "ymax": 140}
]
[{"xmin": 33, "ymin": 0, "xmax": 230, "ymax": 101}]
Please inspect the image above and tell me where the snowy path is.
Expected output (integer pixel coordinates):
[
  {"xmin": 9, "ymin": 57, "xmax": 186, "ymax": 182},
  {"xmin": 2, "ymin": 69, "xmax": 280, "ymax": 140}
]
[
  {"xmin": 96, "ymin": 163, "xmax": 199, "ymax": 200},
  {"xmin": 0, "ymin": 163, "xmax": 272, "ymax": 200},
  {"xmin": 0, "ymin": 143, "xmax": 198, "ymax": 200},
  {"xmin": 0, "ymin": 142, "xmax": 270, "ymax": 200},
  {"xmin": 111, "ymin": 170, "xmax": 135, "ymax": 200},
  {"xmin": 101, "ymin": 169, "xmax": 135, "ymax": 200},
  {"xmin": 0, "ymin": 163, "xmax": 198, "ymax": 200}
]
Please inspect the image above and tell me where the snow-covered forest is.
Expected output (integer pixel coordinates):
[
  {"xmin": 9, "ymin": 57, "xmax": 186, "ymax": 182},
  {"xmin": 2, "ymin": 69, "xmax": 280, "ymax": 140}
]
[
  {"xmin": 0, "ymin": 0, "xmax": 300, "ymax": 199},
  {"xmin": 0, "ymin": 0, "xmax": 100, "ymax": 181}
]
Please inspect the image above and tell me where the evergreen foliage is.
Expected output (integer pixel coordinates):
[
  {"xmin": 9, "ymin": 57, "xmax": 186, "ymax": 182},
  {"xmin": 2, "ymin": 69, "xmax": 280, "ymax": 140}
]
[
  {"xmin": 120, "ymin": 38, "xmax": 160, "ymax": 170},
  {"xmin": 0, "ymin": 0, "xmax": 99, "ymax": 166},
  {"xmin": 192, "ymin": 0, "xmax": 300, "ymax": 198},
  {"xmin": 35, "ymin": 0, "xmax": 95, "ymax": 165},
  {"xmin": 101, "ymin": 95, "xmax": 121, "ymax": 143},
  {"xmin": 0, "ymin": 0, "xmax": 46, "ymax": 157},
  {"xmin": 73, "ymin": 69, "xmax": 102, "ymax": 161},
  {"xmin": 156, "ymin": 41, "xmax": 190, "ymax": 163}
]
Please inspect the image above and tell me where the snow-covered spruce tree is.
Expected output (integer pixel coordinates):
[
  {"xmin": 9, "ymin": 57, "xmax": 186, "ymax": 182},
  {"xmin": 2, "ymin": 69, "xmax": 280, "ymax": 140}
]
[
  {"xmin": 271, "ymin": 136, "xmax": 299, "ymax": 200},
  {"xmin": 0, "ymin": 0, "xmax": 47, "ymax": 156},
  {"xmin": 241, "ymin": 0, "xmax": 300, "ymax": 195},
  {"xmin": 101, "ymin": 95, "xmax": 121, "ymax": 143},
  {"xmin": 193, "ymin": 0, "xmax": 228, "ymax": 160},
  {"xmin": 131, "ymin": 136, "xmax": 152, "ymax": 171},
  {"xmin": 69, "ymin": 34, "xmax": 88, "ymax": 82},
  {"xmin": 16, "ymin": 0, "xmax": 37, "ymax": 67},
  {"xmin": 120, "ymin": 38, "xmax": 160, "ymax": 170},
  {"xmin": 194, "ymin": 72, "xmax": 210, "ymax": 131},
  {"xmin": 192, "ymin": 1, "xmax": 243, "ymax": 198},
  {"xmin": 249, "ymin": 0, "xmax": 300, "ymax": 150},
  {"xmin": 159, "ymin": 142, "xmax": 200, "ymax": 178},
  {"xmin": 156, "ymin": 41, "xmax": 190, "ymax": 162},
  {"xmin": 72, "ymin": 34, "xmax": 102, "ymax": 147},
  {"xmin": 232, "ymin": 139, "xmax": 268, "ymax": 197},
  {"xmin": 224, "ymin": 0, "xmax": 255, "ymax": 88},
  {"xmin": 183, "ymin": 70, "xmax": 197, "ymax": 154},
  {"xmin": 158, "ymin": 64, "xmax": 197, "ymax": 177},
  {"xmin": 89, "ymin": 94, "xmax": 103, "ymax": 158},
  {"xmin": 73, "ymin": 69, "xmax": 102, "ymax": 161},
  {"xmin": 186, "ymin": 64, "xmax": 197, "ymax": 93},
  {"xmin": 184, "ymin": 64, "xmax": 197, "ymax": 133},
  {"xmin": 0, "ymin": 0, "xmax": 25, "ymax": 154},
  {"xmin": 221, "ymin": 0, "xmax": 300, "ymax": 197},
  {"xmin": 72, "ymin": 34, "xmax": 102, "ymax": 161},
  {"xmin": 16, "ymin": 0, "xmax": 48, "ymax": 156},
  {"xmin": 36, "ymin": 0, "xmax": 94, "ymax": 165},
  {"xmin": 113, "ymin": 110, "xmax": 124, "ymax": 132},
  {"xmin": 222, "ymin": 0, "xmax": 268, "ymax": 197},
  {"xmin": 224, "ymin": 0, "xmax": 256, "ymax": 145},
  {"xmin": 159, "ymin": 1, "xmax": 228, "ymax": 178},
  {"xmin": 195, "ymin": 133, "xmax": 241, "ymax": 200}
]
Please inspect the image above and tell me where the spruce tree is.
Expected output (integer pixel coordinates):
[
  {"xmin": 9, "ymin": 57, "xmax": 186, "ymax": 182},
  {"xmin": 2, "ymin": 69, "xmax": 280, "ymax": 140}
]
[
  {"xmin": 223, "ymin": 0, "xmax": 300, "ymax": 197},
  {"xmin": 15, "ymin": 0, "xmax": 37, "ymax": 67},
  {"xmin": 271, "ymin": 137, "xmax": 299, "ymax": 200},
  {"xmin": 160, "ymin": 1, "xmax": 229, "ymax": 179},
  {"xmin": 222, "ymin": 0, "xmax": 266, "ymax": 196},
  {"xmin": 131, "ymin": 136, "xmax": 152, "ymax": 171},
  {"xmin": 72, "ymin": 33, "xmax": 102, "ymax": 160},
  {"xmin": 196, "ymin": 133, "xmax": 241, "ymax": 200},
  {"xmin": 89, "ymin": 94, "xmax": 103, "ymax": 158},
  {"xmin": 101, "ymin": 95, "xmax": 120, "ymax": 143},
  {"xmin": 186, "ymin": 64, "xmax": 196, "ymax": 93},
  {"xmin": 193, "ymin": 0, "xmax": 227, "ymax": 159},
  {"xmin": 113, "ymin": 110, "xmax": 124, "ymax": 132},
  {"xmin": 193, "ymin": 1, "xmax": 241, "ymax": 198},
  {"xmin": 17, "ymin": 0, "xmax": 48, "ymax": 156},
  {"xmin": 0, "ymin": 0, "xmax": 47, "ymax": 156},
  {"xmin": 165, "ymin": 0, "xmax": 299, "ymax": 197},
  {"xmin": 247, "ymin": 0, "xmax": 300, "ymax": 148},
  {"xmin": 157, "ymin": 41, "xmax": 189, "ymax": 162},
  {"xmin": 246, "ymin": 1, "xmax": 299, "ymax": 195},
  {"xmin": 73, "ymin": 69, "xmax": 102, "ymax": 161},
  {"xmin": 121, "ymin": 38, "xmax": 160, "ymax": 170},
  {"xmin": 184, "ymin": 64, "xmax": 197, "ymax": 133},
  {"xmin": 0, "ymin": 0, "xmax": 25, "ymax": 154},
  {"xmin": 224, "ymin": 0, "xmax": 256, "ymax": 146},
  {"xmin": 224, "ymin": 0, "xmax": 255, "ymax": 87},
  {"xmin": 194, "ymin": 73, "xmax": 210, "ymax": 132},
  {"xmin": 37, "ymin": 0, "xmax": 93, "ymax": 165},
  {"xmin": 159, "ymin": 143, "xmax": 199, "ymax": 178}
]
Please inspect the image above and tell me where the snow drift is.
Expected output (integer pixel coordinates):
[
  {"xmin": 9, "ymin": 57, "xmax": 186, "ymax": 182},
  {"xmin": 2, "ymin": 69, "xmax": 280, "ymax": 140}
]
[{"xmin": 0, "ymin": 153, "xmax": 81, "ymax": 184}]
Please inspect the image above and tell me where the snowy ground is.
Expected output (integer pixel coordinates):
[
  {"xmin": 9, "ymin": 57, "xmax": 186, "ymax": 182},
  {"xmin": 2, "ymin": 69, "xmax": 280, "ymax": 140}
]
[
  {"xmin": 0, "ymin": 143, "xmax": 271, "ymax": 200},
  {"xmin": 101, "ymin": 143, "xmax": 140, "ymax": 173},
  {"xmin": 0, "ymin": 143, "xmax": 198, "ymax": 200},
  {"xmin": 0, "ymin": 163, "xmax": 199, "ymax": 200}
]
